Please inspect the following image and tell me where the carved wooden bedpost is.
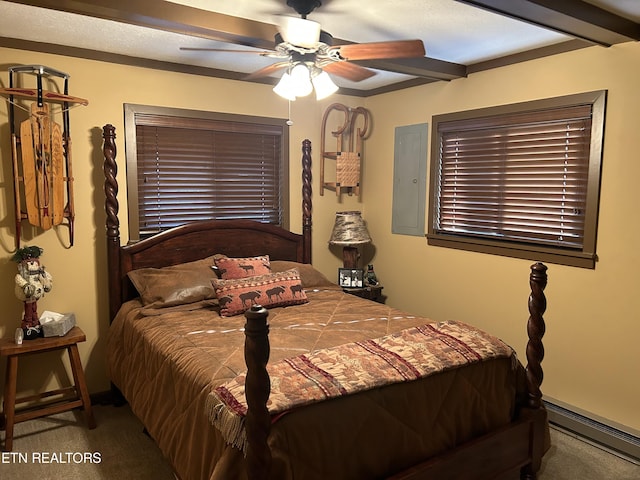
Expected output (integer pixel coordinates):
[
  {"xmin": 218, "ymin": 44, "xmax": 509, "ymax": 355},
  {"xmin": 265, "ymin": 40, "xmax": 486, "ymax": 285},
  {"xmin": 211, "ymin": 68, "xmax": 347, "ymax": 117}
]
[
  {"xmin": 244, "ymin": 305, "xmax": 272, "ymax": 480},
  {"xmin": 521, "ymin": 262, "xmax": 548, "ymax": 480},
  {"xmin": 243, "ymin": 140, "xmax": 311, "ymax": 478},
  {"xmin": 102, "ymin": 124, "xmax": 121, "ymax": 322},
  {"xmin": 526, "ymin": 262, "xmax": 547, "ymax": 409},
  {"xmin": 301, "ymin": 139, "xmax": 312, "ymax": 264}
]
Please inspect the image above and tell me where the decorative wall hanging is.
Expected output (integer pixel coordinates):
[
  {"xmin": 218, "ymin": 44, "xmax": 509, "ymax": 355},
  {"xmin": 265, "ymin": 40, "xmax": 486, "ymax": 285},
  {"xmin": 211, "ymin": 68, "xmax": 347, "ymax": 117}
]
[
  {"xmin": 1, "ymin": 65, "xmax": 88, "ymax": 248},
  {"xmin": 320, "ymin": 103, "xmax": 371, "ymax": 197}
]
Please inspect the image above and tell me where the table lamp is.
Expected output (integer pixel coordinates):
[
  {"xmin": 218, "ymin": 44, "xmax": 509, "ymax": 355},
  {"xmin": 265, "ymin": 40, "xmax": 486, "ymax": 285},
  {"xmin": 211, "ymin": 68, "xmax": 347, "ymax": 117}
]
[{"xmin": 328, "ymin": 211, "xmax": 371, "ymax": 269}]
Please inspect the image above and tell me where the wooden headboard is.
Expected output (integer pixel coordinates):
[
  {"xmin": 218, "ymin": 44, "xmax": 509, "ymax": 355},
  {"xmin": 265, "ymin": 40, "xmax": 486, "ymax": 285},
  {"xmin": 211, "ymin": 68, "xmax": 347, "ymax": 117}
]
[{"xmin": 102, "ymin": 124, "xmax": 313, "ymax": 321}]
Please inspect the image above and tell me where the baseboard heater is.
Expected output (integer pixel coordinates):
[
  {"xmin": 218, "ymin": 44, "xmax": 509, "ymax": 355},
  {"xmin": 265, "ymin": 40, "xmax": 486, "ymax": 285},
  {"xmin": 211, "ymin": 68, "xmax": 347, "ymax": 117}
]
[{"xmin": 544, "ymin": 398, "xmax": 640, "ymax": 464}]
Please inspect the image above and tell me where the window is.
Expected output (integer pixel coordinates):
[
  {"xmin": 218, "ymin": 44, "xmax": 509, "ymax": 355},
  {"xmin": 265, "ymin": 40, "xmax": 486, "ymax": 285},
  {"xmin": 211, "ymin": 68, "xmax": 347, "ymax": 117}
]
[
  {"xmin": 124, "ymin": 104, "xmax": 289, "ymax": 240},
  {"xmin": 427, "ymin": 91, "xmax": 606, "ymax": 268}
]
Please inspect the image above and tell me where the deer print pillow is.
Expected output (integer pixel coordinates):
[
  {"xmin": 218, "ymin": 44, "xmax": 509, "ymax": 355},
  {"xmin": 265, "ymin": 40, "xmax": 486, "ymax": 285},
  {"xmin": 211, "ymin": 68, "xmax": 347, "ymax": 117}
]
[
  {"xmin": 213, "ymin": 255, "xmax": 271, "ymax": 279},
  {"xmin": 212, "ymin": 268, "xmax": 308, "ymax": 317}
]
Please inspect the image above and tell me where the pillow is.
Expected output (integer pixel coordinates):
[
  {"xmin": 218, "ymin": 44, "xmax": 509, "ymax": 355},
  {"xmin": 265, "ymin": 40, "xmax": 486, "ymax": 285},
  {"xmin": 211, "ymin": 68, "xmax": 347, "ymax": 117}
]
[
  {"xmin": 212, "ymin": 268, "xmax": 308, "ymax": 317},
  {"xmin": 269, "ymin": 261, "xmax": 336, "ymax": 288},
  {"xmin": 128, "ymin": 255, "xmax": 221, "ymax": 308},
  {"xmin": 214, "ymin": 255, "xmax": 271, "ymax": 279}
]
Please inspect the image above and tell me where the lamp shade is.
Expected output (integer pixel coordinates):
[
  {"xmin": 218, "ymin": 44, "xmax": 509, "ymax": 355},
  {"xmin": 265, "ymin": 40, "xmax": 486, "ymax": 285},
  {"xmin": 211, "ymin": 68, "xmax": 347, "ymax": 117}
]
[
  {"xmin": 280, "ymin": 17, "xmax": 321, "ymax": 48},
  {"xmin": 273, "ymin": 64, "xmax": 338, "ymax": 101},
  {"xmin": 328, "ymin": 211, "xmax": 371, "ymax": 246},
  {"xmin": 273, "ymin": 72, "xmax": 297, "ymax": 101},
  {"xmin": 312, "ymin": 71, "xmax": 339, "ymax": 100},
  {"xmin": 290, "ymin": 63, "xmax": 313, "ymax": 97}
]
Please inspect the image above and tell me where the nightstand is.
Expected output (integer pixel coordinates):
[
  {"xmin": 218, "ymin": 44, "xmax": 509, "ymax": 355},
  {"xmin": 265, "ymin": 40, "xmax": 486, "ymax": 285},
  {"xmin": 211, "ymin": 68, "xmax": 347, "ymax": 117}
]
[
  {"xmin": 0, "ymin": 326, "xmax": 96, "ymax": 451},
  {"xmin": 343, "ymin": 284, "xmax": 386, "ymax": 304}
]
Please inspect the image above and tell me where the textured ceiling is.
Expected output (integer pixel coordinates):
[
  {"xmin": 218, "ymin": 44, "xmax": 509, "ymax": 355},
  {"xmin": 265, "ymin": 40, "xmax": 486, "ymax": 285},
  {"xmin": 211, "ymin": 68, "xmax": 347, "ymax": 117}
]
[{"xmin": 1, "ymin": 0, "xmax": 639, "ymax": 96}]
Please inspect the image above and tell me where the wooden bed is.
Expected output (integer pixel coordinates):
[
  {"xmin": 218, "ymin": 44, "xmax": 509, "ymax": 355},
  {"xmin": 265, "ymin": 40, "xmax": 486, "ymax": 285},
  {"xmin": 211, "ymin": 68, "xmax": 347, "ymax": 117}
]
[{"xmin": 102, "ymin": 124, "xmax": 549, "ymax": 480}]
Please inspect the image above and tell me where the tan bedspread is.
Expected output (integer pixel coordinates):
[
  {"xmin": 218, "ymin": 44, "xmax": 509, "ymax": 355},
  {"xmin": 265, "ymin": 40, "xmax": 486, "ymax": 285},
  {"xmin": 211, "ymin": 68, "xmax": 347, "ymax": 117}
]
[{"xmin": 106, "ymin": 287, "xmax": 525, "ymax": 480}]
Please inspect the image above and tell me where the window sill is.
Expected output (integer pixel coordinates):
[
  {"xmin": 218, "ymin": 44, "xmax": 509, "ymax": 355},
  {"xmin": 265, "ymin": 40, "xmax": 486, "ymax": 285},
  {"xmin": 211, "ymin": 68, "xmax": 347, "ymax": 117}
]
[{"xmin": 426, "ymin": 234, "xmax": 596, "ymax": 269}]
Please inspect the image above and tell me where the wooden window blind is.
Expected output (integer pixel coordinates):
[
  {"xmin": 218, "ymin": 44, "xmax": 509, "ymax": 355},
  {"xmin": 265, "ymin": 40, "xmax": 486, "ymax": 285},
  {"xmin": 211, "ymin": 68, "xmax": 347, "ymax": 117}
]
[
  {"xmin": 125, "ymin": 105, "xmax": 289, "ymax": 239},
  {"xmin": 428, "ymin": 91, "xmax": 606, "ymax": 268}
]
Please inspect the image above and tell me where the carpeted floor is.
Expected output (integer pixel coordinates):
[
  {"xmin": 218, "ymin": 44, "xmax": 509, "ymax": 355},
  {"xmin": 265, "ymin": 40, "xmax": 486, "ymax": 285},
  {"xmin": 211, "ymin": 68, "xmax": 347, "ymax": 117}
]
[
  {"xmin": 541, "ymin": 428, "xmax": 639, "ymax": 480},
  {"xmin": 1, "ymin": 404, "xmax": 638, "ymax": 479},
  {"xmin": 1, "ymin": 404, "xmax": 175, "ymax": 480}
]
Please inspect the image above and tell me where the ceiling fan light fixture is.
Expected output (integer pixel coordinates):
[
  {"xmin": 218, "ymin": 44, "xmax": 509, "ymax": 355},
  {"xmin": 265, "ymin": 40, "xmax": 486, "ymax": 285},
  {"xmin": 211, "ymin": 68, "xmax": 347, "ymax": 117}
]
[
  {"xmin": 312, "ymin": 70, "xmax": 338, "ymax": 100},
  {"xmin": 273, "ymin": 72, "xmax": 297, "ymax": 101},
  {"xmin": 281, "ymin": 17, "xmax": 321, "ymax": 48},
  {"xmin": 290, "ymin": 63, "xmax": 313, "ymax": 97}
]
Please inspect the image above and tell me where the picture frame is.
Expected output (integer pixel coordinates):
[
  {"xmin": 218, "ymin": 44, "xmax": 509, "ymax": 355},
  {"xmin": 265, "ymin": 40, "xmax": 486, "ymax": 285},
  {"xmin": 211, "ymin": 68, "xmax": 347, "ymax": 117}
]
[{"xmin": 338, "ymin": 268, "xmax": 364, "ymax": 288}]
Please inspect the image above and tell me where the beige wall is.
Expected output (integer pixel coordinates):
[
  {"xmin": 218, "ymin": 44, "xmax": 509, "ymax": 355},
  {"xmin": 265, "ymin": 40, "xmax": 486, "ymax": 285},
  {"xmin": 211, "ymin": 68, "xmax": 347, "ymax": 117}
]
[
  {"xmin": 360, "ymin": 42, "xmax": 640, "ymax": 432},
  {"xmin": 0, "ymin": 42, "xmax": 637, "ymax": 432}
]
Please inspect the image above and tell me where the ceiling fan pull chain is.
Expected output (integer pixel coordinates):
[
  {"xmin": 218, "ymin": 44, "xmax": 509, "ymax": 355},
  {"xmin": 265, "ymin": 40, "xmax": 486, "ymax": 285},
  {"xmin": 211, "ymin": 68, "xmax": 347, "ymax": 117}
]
[{"xmin": 287, "ymin": 100, "xmax": 293, "ymax": 126}]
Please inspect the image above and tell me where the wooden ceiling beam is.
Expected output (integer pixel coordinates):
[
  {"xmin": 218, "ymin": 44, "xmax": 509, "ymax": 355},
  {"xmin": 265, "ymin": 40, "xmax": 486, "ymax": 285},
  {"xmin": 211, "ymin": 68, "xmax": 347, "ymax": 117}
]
[
  {"xmin": 455, "ymin": 0, "xmax": 640, "ymax": 46},
  {"xmin": 354, "ymin": 57, "xmax": 467, "ymax": 82},
  {"xmin": 5, "ymin": 0, "xmax": 279, "ymax": 49}
]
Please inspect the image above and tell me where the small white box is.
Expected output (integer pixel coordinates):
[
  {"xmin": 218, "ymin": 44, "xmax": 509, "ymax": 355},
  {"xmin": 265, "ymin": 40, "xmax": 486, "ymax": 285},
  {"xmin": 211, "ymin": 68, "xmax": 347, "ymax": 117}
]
[{"xmin": 40, "ymin": 311, "xmax": 76, "ymax": 337}]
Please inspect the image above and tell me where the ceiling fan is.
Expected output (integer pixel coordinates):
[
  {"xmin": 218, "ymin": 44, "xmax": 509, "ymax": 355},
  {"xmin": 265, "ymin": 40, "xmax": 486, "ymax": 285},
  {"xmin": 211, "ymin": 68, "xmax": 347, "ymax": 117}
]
[{"xmin": 181, "ymin": 0, "xmax": 426, "ymax": 99}]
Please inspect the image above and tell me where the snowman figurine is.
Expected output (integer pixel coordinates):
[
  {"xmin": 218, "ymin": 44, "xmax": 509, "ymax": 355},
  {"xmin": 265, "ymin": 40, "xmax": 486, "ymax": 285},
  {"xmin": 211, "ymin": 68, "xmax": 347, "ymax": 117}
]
[{"xmin": 12, "ymin": 246, "xmax": 53, "ymax": 339}]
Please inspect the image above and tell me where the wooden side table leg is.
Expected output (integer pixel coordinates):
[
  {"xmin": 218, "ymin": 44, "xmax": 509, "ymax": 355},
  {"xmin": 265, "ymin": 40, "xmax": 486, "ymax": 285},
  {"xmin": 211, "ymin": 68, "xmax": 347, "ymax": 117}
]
[
  {"xmin": 2, "ymin": 355, "xmax": 18, "ymax": 451},
  {"xmin": 67, "ymin": 344, "xmax": 96, "ymax": 429}
]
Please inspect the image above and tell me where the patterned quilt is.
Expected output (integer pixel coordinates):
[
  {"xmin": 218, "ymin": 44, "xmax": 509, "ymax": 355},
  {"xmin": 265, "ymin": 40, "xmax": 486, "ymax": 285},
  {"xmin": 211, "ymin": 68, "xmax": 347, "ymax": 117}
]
[{"xmin": 208, "ymin": 320, "xmax": 514, "ymax": 451}]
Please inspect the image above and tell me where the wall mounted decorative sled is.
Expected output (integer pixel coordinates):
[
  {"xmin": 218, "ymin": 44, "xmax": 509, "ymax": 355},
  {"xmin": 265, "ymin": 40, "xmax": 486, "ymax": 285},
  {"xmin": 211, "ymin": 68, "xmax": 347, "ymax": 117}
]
[{"xmin": 1, "ymin": 65, "xmax": 88, "ymax": 248}]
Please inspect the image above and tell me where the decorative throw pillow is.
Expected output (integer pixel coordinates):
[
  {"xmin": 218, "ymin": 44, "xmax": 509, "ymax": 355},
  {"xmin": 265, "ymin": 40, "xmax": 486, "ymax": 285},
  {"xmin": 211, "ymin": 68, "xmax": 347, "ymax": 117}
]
[
  {"xmin": 214, "ymin": 255, "xmax": 271, "ymax": 279},
  {"xmin": 212, "ymin": 268, "xmax": 308, "ymax": 317},
  {"xmin": 128, "ymin": 255, "xmax": 222, "ymax": 308}
]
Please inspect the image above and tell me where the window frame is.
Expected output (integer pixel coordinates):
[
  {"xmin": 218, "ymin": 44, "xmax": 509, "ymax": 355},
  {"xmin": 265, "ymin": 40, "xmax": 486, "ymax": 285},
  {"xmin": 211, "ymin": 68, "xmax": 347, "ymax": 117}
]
[
  {"xmin": 427, "ymin": 90, "xmax": 606, "ymax": 269},
  {"xmin": 124, "ymin": 103, "xmax": 290, "ymax": 241}
]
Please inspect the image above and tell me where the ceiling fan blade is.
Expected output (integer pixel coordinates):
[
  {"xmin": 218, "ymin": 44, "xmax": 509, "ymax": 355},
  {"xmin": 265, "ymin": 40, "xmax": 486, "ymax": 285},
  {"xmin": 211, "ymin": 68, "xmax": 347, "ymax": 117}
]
[
  {"xmin": 331, "ymin": 40, "xmax": 425, "ymax": 61},
  {"xmin": 323, "ymin": 62, "xmax": 376, "ymax": 82},
  {"xmin": 244, "ymin": 62, "xmax": 291, "ymax": 80}
]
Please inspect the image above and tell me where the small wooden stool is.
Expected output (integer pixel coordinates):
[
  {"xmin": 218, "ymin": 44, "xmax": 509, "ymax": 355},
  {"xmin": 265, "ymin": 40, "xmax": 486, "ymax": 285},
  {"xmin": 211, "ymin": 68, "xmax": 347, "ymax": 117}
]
[{"xmin": 0, "ymin": 326, "xmax": 96, "ymax": 451}]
